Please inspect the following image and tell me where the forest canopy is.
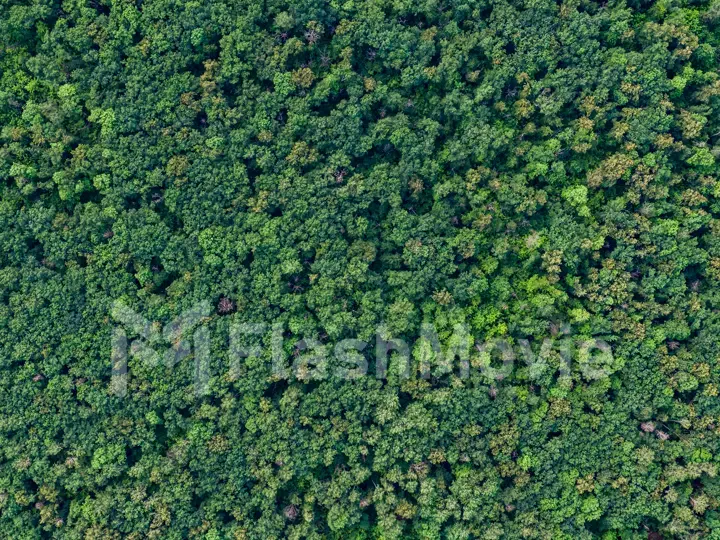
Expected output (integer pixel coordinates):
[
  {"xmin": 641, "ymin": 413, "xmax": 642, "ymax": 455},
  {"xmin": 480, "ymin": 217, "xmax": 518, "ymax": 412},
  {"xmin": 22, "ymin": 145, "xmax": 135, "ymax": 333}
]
[{"xmin": 3, "ymin": 0, "xmax": 720, "ymax": 537}]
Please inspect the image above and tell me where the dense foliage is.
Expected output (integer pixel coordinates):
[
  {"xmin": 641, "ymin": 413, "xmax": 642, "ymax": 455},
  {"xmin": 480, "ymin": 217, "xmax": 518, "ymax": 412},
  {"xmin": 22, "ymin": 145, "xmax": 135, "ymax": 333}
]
[{"xmin": 3, "ymin": 0, "xmax": 720, "ymax": 537}]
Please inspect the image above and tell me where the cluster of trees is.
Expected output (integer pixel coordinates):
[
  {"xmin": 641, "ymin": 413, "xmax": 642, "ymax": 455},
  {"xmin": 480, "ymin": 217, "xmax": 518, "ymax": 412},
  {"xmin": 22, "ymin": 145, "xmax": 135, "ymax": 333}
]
[{"xmin": 3, "ymin": 0, "xmax": 720, "ymax": 536}]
